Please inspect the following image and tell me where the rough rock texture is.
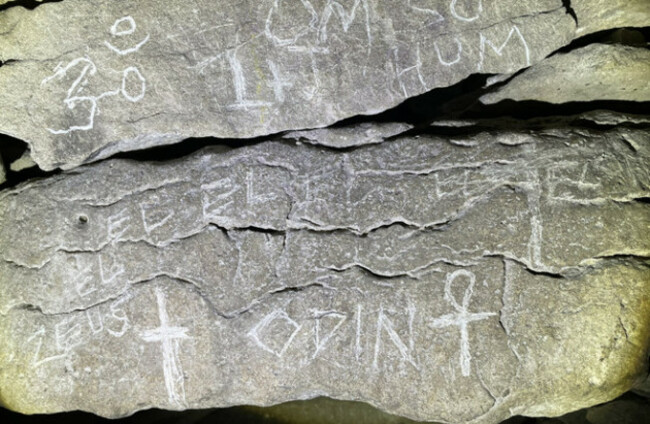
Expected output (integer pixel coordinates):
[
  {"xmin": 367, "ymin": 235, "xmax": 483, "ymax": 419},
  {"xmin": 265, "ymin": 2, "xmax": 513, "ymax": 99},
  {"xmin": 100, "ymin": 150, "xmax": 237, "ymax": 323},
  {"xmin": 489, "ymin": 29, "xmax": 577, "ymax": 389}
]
[
  {"xmin": 481, "ymin": 44, "xmax": 650, "ymax": 105},
  {"xmin": 1, "ymin": 128, "xmax": 649, "ymax": 422},
  {"xmin": 283, "ymin": 122, "xmax": 412, "ymax": 148},
  {"xmin": 8, "ymin": 150, "xmax": 36, "ymax": 173},
  {"xmin": 0, "ymin": 0, "xmax": 576, "ymax": 170},
  {"xmin": 572, "ymin": 0, "xmax": 650, "ymax": 37}
]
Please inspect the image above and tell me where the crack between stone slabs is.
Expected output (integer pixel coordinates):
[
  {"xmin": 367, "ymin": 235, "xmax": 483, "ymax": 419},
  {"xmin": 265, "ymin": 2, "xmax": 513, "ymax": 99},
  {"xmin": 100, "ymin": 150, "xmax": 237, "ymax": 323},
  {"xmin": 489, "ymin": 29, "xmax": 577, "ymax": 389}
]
[
  {"xmin": 2, "ymin": 272, "xmax": 330, "ymax": 319},
  {"xmin": 290, "ymin": 180, "xmax": 525, "ymax": 236},
  {"xmin": 3, "ymin": 187, "xmax": 648, "ymax": 270},
  {"xmin": 581, "ymin": 253, "xmax": 650, "ymax": 269},
  {"xmin": 0, "ymin": 6, "xmax": 574, "ymax": 172},
  {"xmin": 66, "ymin": 178, "xmax": 192, "ymax": 208},
  {"xmin": 0, "ymin": 0, "xmax": 62, "ymax": 13},
  {"xmin": 6, "ymin": 191, "xmax": 647, "ymax": 270},
  {"xmin": 324, "ymin": 256, "xmax": 480, "ymax": 281},
  {"xmin": 562, "ymin": 0, "xmax": 579, "ymax": 26}
]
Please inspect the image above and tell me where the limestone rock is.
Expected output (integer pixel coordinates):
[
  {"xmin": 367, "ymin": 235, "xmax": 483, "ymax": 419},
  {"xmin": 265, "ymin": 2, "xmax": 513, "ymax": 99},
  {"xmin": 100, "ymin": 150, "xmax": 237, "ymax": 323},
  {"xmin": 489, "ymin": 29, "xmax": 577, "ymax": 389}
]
[
  {"xmin": 481, "ymin": 44, "xmax": 650, "ymax": 105},
  {"xmin": 572, "ymin": 0, "xmax": 650, "ymax": 37},
  {"xmin": 0, "ymin": 0, "xmax": 575, "ymax": 170},
  {"xmin": 283, "ymin": 122, "xmax": 412, "ymax": 148},
  {"xmin": 9, "ymin": 150, "xmax": 37, "ymax": 173},
  {"xmin": 0, "ymin": 128, "xmax": 648, "ymax": 423}
]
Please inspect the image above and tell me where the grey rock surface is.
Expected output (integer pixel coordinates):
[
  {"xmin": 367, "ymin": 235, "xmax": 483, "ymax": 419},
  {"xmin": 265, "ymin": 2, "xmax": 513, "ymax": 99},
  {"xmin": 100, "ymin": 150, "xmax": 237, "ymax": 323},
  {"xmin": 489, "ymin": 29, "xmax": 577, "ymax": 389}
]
[
  {"xmin": 481, "ymin": 44, "xmax": 650, "ymax": 105},
  {"xmin": 1, "ymin": 128, "xmax": 649, "ymax": 422},
  {"xmin": 572, "ymin": 0, "xmax": 650, "ymax": 37},
  {"xmin": 9, "ymin": 150, "xmax": 37, "ymax": 173},
  {"xmin": 0, "ymin": 0, "xmax": 575, "ymax": 170}
]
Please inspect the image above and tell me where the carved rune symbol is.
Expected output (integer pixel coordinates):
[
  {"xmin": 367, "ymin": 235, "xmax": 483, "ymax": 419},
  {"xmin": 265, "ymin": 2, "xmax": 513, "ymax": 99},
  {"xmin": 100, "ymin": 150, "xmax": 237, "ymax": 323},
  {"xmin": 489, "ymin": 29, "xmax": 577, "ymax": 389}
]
[
  {"xmin": 247, "ymin": 309, "xmax": 302, "ymax": 357},
  {"xmin": 141, "ymin": 288, "xmax": 190, "ymax": 408},
  {"xmin": 429, "ymin": 270, "xmax": 496, "ymax": 377}
]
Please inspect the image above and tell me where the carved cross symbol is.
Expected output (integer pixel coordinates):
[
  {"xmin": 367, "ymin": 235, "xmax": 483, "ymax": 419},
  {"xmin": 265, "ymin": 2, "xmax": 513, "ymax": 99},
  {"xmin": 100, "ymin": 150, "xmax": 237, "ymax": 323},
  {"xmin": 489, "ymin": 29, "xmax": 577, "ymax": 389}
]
[
  {"xmin": 141, "ymin": 287, "xmax": 190, "ymax": 408},
  {"xmin": 429, "ymin": 270, "xmax": 496, "ymax": 377}
]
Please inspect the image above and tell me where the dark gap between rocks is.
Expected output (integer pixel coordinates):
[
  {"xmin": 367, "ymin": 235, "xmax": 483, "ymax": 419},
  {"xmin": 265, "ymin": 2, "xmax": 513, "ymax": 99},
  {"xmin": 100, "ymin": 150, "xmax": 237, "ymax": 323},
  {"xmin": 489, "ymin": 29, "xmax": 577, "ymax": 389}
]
[
  {"xmin": 0, "ymin": 73, "xmax": 494, "ymax": 179},
  {"xmin": 0, "ymin": 134, "xmax": 61, "ymax": 190},
  {"xmin": 554, "ymin": 27, "xmax": 650, "ymax": 55},
  {"xmin": 0, "ymin": 0, "xmax": 62, "ymax": 12},
  {"xmin": 561, "ymin": 0, "xmax": 578, "ymax": 25},
  {"xmin": 1, "ymin": 392, "xmax": 647, "ymax": 424},
  {"xmin": 0, "ymin": 59, "xmax": 17, "ymax": 68},
  {"xmin": 333, "ymin": 74, "xmax": 492, "ymax": 127},
  {"xmin": 458, "ymin": 100, "xmax": 650, "ymax": 122}
]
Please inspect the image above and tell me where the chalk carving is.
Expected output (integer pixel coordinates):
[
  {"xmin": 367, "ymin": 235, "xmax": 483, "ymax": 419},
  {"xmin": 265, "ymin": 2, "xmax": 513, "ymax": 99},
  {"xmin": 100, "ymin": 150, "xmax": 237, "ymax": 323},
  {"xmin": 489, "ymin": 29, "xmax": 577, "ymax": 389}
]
[
  {"xmin": 84, "ymin": 297, "xmax": 131, "ymax": 338},
  {"xmin": 201, "ymin": 177, "xmax": 238, "ymax": 221},
  {"xmin": 141, "ymin": 288, "xmax": 191, "ymax": 409},
  {"xmin": 265, "ymin": 0, "xmax": 371, "ymax": 51},
  {"xmin": 435, "ymin": 37, "xmax": 463, "ymax": 66},
  {"xmin": 395, "ymin": 46, "xmax": 427, "ymax": 97},
  {"xmin": 98, "ymin": 253, "xmax": 125, "ymax": 285},
  {"xmin": 140, "ymin": 199, "xmax": 175, "ymax": 234},
  {"xmin": 43, "ymin": 16, "xmax": 148, "ymax": 134},
  {"xmin": 429, "ymin": 270, "xmax": 496, "ymax": 377},
  {"xmin": 450, "ymin": 0, "xmax": 483, "ymax": 22},
  {"xmin": 355, "ymin": 304, "xmax": 363, "ymax": 361},
  {"xmin": 312, "ymin": 311, "xmax": 347, "ymax": 359},
  {"xmin": 227, "ymin": 48, "xmax": 274, "ymax": 111},
  {"xmin": 373, "ymin": 305, "xmax": 419, "ymax": 370},
  {"xmin": 248, "ymin": 309, "xmax": 302, "ymax": 357},
  {"xmin": 74, "ymin": 256, "xmax": 95, "ymax": 297},
  {"xmin": 107, "ymin": 208, "xmax": 131, "ymax": 240},
  {"xmin": 265, "ymin": 0, "xmax": 319, "ymax": 47},
  {"xmin": 104, "ymin": 16, "xmax": 150, "ymax": 56},
  {"xmin": 478, "ymin": 25, "xmax": 531, "ymax": 71},
  {"xmin": 408, "ymin": 0, "xmax": 445, "ymax": 22}
]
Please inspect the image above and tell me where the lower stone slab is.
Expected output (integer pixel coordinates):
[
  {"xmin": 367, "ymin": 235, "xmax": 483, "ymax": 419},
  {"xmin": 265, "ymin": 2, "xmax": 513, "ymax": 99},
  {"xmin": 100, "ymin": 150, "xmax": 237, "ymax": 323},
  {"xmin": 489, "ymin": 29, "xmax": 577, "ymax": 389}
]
[{"xmin": 0, "ymin": 128, "xmax": 648, "ymax": 423}]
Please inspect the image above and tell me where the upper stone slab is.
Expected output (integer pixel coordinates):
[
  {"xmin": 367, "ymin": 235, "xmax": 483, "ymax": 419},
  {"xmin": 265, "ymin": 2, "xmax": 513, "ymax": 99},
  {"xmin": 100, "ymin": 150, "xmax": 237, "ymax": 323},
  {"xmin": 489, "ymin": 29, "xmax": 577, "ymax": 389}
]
[
  {"xmin": 0, "ymin": 0, "xmax": 574, "ymax": 170},
  {"xmin": 480, "ymin": 44, "xmax": 650, "ymax": 105},
  {"xmin": 573, "ymin": 0, "xmax": 650, "ymax": 37}
]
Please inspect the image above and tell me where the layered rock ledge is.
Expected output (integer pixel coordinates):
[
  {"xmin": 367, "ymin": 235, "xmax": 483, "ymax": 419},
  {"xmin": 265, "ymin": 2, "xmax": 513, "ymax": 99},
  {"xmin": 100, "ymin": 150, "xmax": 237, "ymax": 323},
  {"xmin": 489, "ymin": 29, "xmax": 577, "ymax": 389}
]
[{"xmin": 1, "ymin": 127, "xmax": 648, "ymax": 423}]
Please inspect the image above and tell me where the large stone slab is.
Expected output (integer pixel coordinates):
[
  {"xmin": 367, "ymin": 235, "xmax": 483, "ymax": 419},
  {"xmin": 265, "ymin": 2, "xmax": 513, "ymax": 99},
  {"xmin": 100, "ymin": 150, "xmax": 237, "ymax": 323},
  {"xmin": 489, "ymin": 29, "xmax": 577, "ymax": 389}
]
[
  {"xmin": 0, "ymin": 0, "xmax": 575, "ymax": 170},
  {"xmin": 0, "ymin": 127, "xmax": 649, "ymax": 422},
  {"xmin": 481, "ymin": 44, "xmax": 650, "ymax": 105},
  {"xmin": 573, "ymin": 0, "xmax": 650, "ymax": 37}
]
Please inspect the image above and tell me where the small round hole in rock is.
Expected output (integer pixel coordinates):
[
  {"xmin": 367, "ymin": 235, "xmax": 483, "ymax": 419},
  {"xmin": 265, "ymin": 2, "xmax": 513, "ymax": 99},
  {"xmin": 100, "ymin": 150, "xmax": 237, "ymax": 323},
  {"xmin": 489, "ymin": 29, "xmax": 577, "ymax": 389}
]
[{"xmin": 78, "ymin": 215, "xmax": 89, "ymax": 224}]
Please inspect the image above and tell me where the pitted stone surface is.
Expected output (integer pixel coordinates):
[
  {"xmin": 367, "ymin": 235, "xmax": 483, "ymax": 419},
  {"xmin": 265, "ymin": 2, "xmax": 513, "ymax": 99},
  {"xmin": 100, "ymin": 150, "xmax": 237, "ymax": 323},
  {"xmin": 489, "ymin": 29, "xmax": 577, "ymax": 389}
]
[
  {"xmin": 0, "ymin": 128, "xmax": 648, "ymax": 422},
  {"xmin": 0, "ymin": 0, "xmax": 575, "ymax": 170},
  {"xmin": 481, "ymin": 44, "xmax": 650, "ymax": 105}
]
